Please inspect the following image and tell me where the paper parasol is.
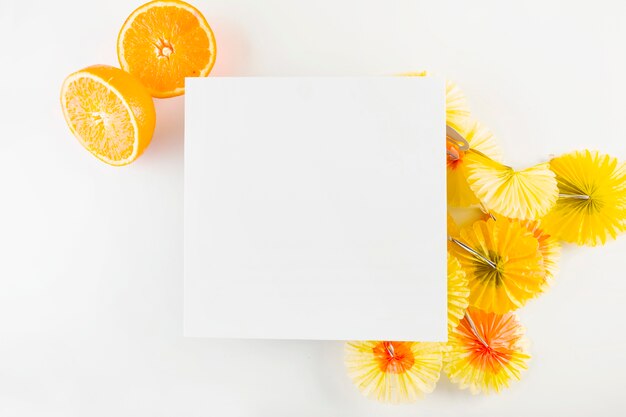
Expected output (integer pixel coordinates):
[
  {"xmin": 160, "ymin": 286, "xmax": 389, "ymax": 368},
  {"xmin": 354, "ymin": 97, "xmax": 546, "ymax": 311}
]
[
  {"xmin": 464, "ymin": 149, "xmax": 558, "ymax": 220},
  {"xmin": 345, "ymin": 341, "xmax": 445, "ymax": 403},
  {"xmin": 444, "ymin": 307, "xmax": 530, "ymax": 394},
  {"xmin": 542, "ymin": 150, "xmax": 626, "ymax": 246},
  {"xmin": 477, "ymin": 212, "xmax": 560, "ymax": 289},
  {"xmin": 448, "ymin": 218, "xmax": 546, "ymax": 313}
]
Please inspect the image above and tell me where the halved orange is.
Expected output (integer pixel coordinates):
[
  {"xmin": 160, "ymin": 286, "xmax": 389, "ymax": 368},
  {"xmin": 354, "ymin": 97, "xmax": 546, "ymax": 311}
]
[
  {"xmin": 117, "ymin": 0, "xmax": 217, "ymax": 98},
  {"xmin": 60, "ymin": 65, "xmax": 156, "ymax": 166}
]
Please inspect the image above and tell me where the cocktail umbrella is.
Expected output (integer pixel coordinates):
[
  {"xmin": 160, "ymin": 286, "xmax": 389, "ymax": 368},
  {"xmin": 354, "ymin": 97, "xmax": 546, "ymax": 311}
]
[
  {"xmin": 444, "ymin": 307, "xmax": 530, "ymax": 394},
  {"xmin": 464, "ymin": 149, "xmax": 558, "ymax": 220},
  {"xmin": 345, "ymin": 341, "xmax": 445, "ymax": 403},
  {"xmin": 542, "ymin": 150, "xmax": 626, "ymax": 246},
  {"xmin": 475, "ymin": 212, "xmax": 560, "ymax": 290},
  {"xmin": 448, "ymin": 218, "xmax": 546, "ymax": 313},
  {"xmin": 443, "ymin": 78, "xmax": 471, "ymax": 132}
]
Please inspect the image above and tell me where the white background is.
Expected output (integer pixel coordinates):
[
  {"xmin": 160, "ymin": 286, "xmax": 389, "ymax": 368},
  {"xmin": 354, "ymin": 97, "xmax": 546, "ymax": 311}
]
[{"xmin": 1, "ymin": 0, "xmax": 625, "ymax": 416}]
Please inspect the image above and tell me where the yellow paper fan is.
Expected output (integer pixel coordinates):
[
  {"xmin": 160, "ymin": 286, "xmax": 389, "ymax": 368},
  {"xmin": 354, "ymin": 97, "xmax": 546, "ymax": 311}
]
[
  {"xmin": 464, "ymin": 150, "xmax": 558, "ymax": 220},
  {"xmin": 448, "ymin": 253, "xmax": 470, "ymax": 331},
  {"xmin": 444, "ymin": 307, "xmax": 530, "ymax": 394},
  {"xmin": 447, "ymin": 121, "xmax": 502, "ymax": 207},
  {"xmin": 345, "ymin": 341, "xmax": 445, "ymax": 403},
  {"xmin": 480, "ymin": 213, "xmax": 560, "ymax": 288},
  {"xmin": 402, "ymin": 71, "xmax": 470, "ymax": 131},
  {"xmin": 542, "ymin": 150, "xmax": 626, "ymax": 246},
  {"xmin": 448, "ymin": 218, "xmax": 546, "ymax": 313}
]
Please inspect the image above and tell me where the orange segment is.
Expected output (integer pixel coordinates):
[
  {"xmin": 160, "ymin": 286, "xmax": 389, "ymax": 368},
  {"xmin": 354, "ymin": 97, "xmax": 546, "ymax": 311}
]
[
  {"xmin": 60, "ymin": 65, "xmax": 156, "ymax": 166},
  {"xmin": 117, "ymin": 0, "xmax": 217, "ymax": 98}
]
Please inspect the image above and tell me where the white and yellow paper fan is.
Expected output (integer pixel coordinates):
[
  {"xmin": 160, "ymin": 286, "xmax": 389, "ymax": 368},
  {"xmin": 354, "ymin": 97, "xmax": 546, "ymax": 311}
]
[
  {"xmin": 464, "ymin": 150, "xmax": 558, "ymax": 220},
  {"xmin": 447, "ymin": 121, "xmax": 502, "ymax": 206},
  {"xmin": 345, "ymin": 341, "xmax": 445, "ymax": 403}
]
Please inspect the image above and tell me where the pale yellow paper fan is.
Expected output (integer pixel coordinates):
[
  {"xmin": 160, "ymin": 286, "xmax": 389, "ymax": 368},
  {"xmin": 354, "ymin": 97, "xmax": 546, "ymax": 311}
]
[
  {"xmin": 345, "ymin": 341, "xmax": 445, "ymax": 403},
  {"xmin": 444, "ymin": 79, "xmax": 471, "ymax": 132},
  {"xmin": 447, "ymin": 253, "xmax": 470, "ymax": 331},
  {"xmin": 447, "ymin": 121, "xmax": 502, "ymax": 207},
  {"xmin": 464, "ymin": 150, "xmax": 558, "ymax": 220}
]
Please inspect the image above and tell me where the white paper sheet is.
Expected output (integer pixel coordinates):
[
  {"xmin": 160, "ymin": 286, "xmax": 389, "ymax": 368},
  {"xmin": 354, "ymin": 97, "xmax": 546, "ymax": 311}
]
[{"xmin": 184, "ymin": 77, "xmax": 446, "ymax": 341}]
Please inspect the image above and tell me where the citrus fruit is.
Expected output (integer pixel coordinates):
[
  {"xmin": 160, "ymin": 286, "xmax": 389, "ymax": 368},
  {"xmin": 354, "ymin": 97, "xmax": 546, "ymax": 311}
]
[
  {"xmin": 117, "ymin": 0, "xmax": 217, "ymax": 98},
  {"xmin": 60, "ymin": 65, "xmax": 156, "ymax": 166}
]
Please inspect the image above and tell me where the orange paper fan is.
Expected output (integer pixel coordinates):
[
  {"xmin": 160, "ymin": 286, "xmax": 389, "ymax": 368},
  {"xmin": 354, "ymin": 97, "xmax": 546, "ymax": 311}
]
[{"xmin": 444, "ymin": 307, "xmax": 530, "ymax": 394}]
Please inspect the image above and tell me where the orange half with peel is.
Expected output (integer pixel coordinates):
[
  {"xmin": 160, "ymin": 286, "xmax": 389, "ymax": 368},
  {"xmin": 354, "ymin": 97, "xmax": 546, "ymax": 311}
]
[
  {"xmin": 117, "ymin": 0, "xmax": 217, "ymax": 98},
  {"xmin": 60, "ymin": 65, "xmax": 156, "ymax": 166}
]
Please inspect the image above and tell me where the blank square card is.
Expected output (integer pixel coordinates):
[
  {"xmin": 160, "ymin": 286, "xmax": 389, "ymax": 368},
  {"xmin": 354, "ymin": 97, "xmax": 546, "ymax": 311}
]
[{"xmin": 184, "ymin": 77, "xmax": 446, "ymax": 341}]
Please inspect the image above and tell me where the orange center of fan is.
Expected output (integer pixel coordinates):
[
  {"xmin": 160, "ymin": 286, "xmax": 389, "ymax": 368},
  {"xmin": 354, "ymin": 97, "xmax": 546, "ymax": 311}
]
[
  {"xmin": 458, "ymin": 315, "xmax": 513, "ymax": 373},
  {"xmin": 373, "ymin": 341, "xmax": 415, "ymax": 374},
  {"xmin": 468, "ymin": 345, "xmax": 512, "ymax": 373},
  {"xmin": 446, "ymin": 140, "xmax": 465, "ymax": 168}
]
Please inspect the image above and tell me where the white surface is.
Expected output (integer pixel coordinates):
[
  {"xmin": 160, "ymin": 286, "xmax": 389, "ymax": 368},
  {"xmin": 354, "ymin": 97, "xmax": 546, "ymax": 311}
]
[
  {"xmin": 184, "ymin": 77, "xmax": 446, "ymax": 341},
  {"xmin": 0, "ymin": 0, "xmax": 625, "ymax": 416}
]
